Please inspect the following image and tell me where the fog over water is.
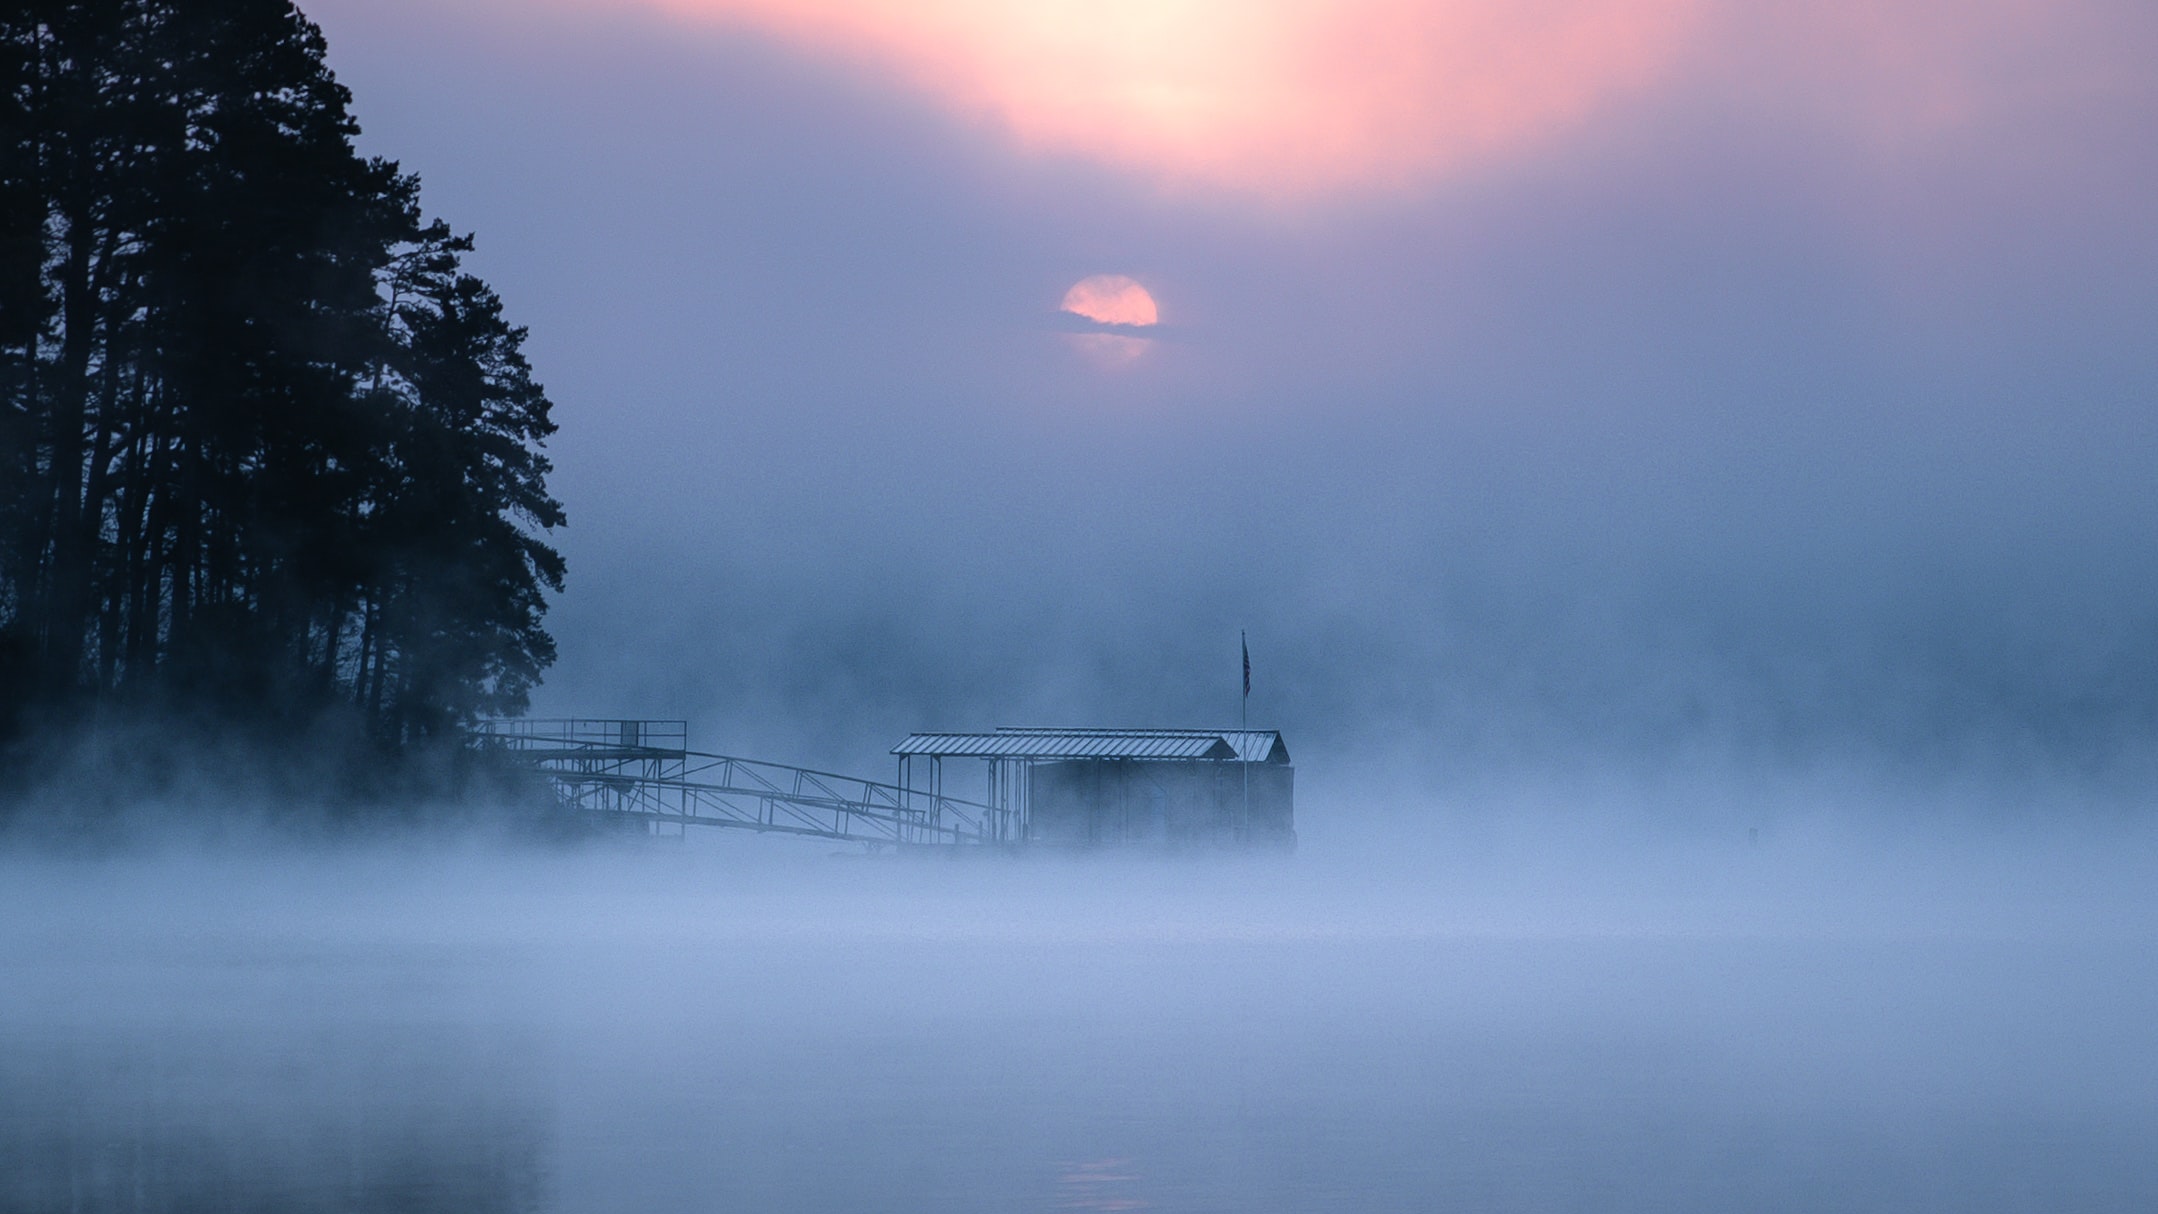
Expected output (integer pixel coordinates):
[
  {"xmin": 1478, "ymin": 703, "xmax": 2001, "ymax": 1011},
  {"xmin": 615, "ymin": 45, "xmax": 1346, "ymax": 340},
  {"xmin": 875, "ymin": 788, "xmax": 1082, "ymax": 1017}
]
[
  {"xmin": 9, "ymin": 1, "xmax": 2158, "ymax": 1208},
  {"xmin": 6, "ymin": 806, "xmax": 2156, "ymax": 1212}
]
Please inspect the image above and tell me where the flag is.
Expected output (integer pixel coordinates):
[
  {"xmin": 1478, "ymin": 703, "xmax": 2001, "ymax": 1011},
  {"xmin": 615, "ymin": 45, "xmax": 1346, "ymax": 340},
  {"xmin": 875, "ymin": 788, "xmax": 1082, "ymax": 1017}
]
[{"xmin": 1241, "ymin": 631, "xmax": 1250, "ymax": 698}]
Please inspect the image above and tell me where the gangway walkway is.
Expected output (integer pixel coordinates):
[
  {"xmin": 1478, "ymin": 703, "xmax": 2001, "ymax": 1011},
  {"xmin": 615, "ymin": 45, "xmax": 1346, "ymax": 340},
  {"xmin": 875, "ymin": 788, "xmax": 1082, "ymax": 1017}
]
[{"xmin": 475, "ymin": 719, "xmax": 1002, "ymax": 846}]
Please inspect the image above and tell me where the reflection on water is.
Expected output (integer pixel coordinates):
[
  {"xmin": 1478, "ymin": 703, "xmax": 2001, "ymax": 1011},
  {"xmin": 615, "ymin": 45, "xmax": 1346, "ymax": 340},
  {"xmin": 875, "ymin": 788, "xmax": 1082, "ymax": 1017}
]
[
  {"xmin": 0, "ymin": 1036, "xmax": 545, "ymax": 1213},
  {"xmin": 0, "ymin": 960, "xmax": 547, "ymax": 1213},
  {"xmin": 1, "ymin": 841, "xmax": 2156, "ymax": 1213},
  {"xmin": 1056, "ymin": 1159, "xmax": 1148, "ymax": 1211}
]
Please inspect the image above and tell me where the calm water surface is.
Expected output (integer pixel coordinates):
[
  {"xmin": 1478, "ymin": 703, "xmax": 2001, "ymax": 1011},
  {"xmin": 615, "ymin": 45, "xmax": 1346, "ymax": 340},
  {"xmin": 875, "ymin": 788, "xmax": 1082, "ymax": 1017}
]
[{"xmin": 2, "ymin": 832, "xmax": 2154, "ymax": 1212}]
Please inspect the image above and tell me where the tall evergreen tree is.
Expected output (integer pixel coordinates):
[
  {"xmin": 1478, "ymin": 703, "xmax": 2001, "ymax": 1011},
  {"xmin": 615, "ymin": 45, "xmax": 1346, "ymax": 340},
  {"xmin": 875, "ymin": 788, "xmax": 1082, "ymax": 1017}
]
[
  {"xmin": 369, "ymin": 223, "xmax": 565, "ymax": 738},
  {"xmin": 0, "ymin": 0, "xmax": 566, "ymax": 760}
]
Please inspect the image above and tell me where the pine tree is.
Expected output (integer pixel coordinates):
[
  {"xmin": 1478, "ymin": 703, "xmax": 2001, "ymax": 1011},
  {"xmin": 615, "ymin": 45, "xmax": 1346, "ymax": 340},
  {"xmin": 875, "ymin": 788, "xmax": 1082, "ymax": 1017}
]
[
  {"xmin": 0, "ymin": 0, "xmax": 567, "ymax": 773},
  {"xmin": 368, "ymin": 223, "xmax": 565, "ymax": 741}
]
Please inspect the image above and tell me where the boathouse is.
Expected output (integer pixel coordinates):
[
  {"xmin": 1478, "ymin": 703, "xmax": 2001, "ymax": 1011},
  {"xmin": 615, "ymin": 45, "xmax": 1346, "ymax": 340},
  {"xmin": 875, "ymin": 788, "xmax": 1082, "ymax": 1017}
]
[{"xmin": 891, "ymin": 728, "xmax": 1294, "ymax": 849}]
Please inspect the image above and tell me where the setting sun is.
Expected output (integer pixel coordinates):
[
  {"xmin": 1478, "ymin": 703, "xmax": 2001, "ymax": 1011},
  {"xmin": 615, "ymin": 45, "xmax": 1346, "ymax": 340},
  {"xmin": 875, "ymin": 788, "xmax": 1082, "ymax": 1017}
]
[
  {"xmin": 1061, "ymin": 275, "xmax": 1157, "ymax": 328},
  {"xmin": 1060, "ymin": 274, "xmax": 1157, "ymax": 368}
]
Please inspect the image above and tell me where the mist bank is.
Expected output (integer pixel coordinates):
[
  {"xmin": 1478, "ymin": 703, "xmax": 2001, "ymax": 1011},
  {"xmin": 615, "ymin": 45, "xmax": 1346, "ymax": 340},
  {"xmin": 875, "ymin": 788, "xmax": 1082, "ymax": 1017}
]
[
  {"xmin": 5, "ymin": 797, "xmax": 2155, "ymax": 935},
  {"xmin": 0, "ymin": 707, "xmax": 576, "ymax": 847}
]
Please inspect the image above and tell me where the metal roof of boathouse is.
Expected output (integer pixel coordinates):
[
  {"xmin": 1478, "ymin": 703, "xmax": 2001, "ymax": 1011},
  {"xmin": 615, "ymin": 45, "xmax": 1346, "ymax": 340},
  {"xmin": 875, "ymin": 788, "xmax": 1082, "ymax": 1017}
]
[{"xmin": 893, "ymin": 728, "xmax": 1288, "ymax": 763}]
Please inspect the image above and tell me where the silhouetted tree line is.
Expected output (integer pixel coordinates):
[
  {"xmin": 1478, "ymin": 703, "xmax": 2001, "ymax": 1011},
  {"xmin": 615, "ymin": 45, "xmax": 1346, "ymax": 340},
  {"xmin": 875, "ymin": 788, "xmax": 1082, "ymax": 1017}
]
[{"xmin": 0, "ymin": 0, "xmax": 564, "ymax": 756}]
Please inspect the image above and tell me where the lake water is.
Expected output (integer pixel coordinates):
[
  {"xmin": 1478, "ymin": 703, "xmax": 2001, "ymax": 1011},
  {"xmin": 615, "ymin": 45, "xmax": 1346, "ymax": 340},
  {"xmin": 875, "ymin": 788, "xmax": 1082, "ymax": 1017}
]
[{"xmin": 3, "ymin": 823, "xmax": 2155, "ymax": 1212}]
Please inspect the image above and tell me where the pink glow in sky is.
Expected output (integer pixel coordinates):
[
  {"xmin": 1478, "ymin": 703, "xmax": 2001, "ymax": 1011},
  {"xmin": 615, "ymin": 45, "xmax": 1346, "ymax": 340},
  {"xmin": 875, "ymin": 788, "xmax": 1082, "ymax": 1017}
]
[
  {"xmin": 360, "ymin": 0, "xmax": 2130, "ymax": 201},
  {"xmin": 634, "ymin": 0, "xmax": 1704, "ymax": 193}
]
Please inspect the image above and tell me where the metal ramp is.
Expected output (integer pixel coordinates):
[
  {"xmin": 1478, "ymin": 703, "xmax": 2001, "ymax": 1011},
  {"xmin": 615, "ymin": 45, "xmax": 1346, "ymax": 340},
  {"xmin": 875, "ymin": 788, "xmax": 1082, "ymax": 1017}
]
[{"xmin": 475, "ymin": 719, "xmax": 996, "ymax": 846}]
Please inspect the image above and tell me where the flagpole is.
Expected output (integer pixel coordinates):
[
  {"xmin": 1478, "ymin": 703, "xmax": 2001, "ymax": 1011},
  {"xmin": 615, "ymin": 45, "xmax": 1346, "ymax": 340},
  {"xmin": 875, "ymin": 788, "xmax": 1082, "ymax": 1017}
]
[{"xmin": 1240, "ymin": 630, "xmax": 1250, "ymax": 842}]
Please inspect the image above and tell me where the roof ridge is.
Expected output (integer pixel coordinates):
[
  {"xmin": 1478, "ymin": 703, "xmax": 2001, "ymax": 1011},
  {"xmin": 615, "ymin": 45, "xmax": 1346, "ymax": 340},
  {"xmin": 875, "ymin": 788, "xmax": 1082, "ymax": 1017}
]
[{"xmin": 993, "ymin": 726, "xmax": 1276, "ymax": 735}]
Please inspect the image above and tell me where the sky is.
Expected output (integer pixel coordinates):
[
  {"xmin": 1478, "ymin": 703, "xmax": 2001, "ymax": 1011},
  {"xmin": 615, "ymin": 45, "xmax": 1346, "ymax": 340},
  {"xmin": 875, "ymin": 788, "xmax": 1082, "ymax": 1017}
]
[{"xmin": 301, "ymin": 0, "xmax": 2158, "ymax": 807}]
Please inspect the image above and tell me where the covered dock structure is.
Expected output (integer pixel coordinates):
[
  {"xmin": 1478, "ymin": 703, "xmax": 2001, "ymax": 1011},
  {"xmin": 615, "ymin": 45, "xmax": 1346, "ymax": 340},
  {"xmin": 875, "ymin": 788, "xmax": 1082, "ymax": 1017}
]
[{"xmin": 892, "ymin": 728, "xmax": 1294, "ymax": 849}]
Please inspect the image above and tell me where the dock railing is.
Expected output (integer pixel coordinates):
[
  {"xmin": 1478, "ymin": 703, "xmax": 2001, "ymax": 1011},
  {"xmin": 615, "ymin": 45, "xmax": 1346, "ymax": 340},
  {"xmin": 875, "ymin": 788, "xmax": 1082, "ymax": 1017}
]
[{"xmin": 474, "ymin": 719, "xmax": 994, "ymax": 846}]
